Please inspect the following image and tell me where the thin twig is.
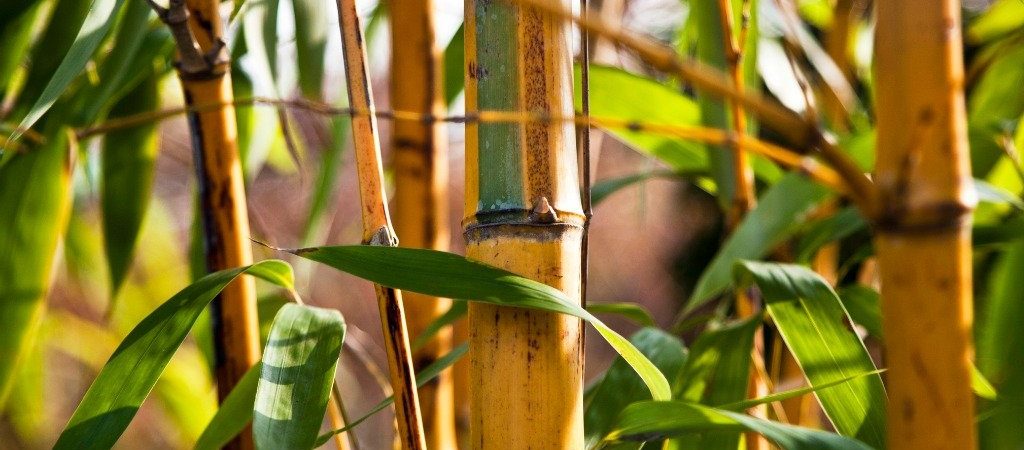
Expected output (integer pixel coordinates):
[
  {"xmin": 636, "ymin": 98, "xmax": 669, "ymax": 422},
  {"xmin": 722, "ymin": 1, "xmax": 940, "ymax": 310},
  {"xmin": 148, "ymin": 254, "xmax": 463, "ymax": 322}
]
[{"xmin": 76, "ymin": 97, "xmax": 849, "ymax": 193}]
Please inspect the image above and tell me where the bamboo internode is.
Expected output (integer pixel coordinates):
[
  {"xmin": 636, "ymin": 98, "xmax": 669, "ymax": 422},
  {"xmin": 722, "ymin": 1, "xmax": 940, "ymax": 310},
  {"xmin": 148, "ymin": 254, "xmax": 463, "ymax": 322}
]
[
  {"xmin": 874, "ymin": 2, "xmax": 977, "ymax": 449},
  {"xmin": 389, "ymin": 0, "xmax": 456, "ymax": 447},
  {"xmin": 172, "ymin": 1, "xmax": 261, "ymax": 449},
  {"xmin": 465, "ymin": 0, "xmax": 586, "ymax": 447}
]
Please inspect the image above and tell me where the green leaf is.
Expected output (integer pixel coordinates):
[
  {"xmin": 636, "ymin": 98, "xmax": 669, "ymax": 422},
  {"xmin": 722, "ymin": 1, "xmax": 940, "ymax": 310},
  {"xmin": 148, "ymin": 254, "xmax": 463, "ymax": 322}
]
[
  {"xmin": 194, "ymin": 363, "xmax": 263, "ymax": 450},
  {"xmin": 253, "ymin": 304, "xmax": 345, "ymax": 450},
  {"xmin": 0, "ymin": 2, "xmax": 43, "ymax": 94},
  {"xmin": 977, "ymin": 240, "xmax": 1024, "ymax": 448},
  {"xmin": 605, "ymin": 400, "xmax": 873, "ymax": 450},
  {"xmin": 443, "ymin": 24, "xmax": 465, "ymax": 106},
  {"xmin": 734, "ymin": 261, "xmax": 886, "ymax": 448},
  {"xmin": 671, "ymin": 315, "xmax": 759, "ymax": 450},
  {"xmin": 0, "ymin": 130, "xmax": 74, "ymax": 410},
  {"xmin": 836, "ymin": 284, "xmax": 883, "ymax": 339},
  {"xmin": 71, "ymin": 0, "xmax": 154, "ymax": 125},
  {"xmin": 293, "ymin": 245, "xmax": 672, "ymax": 400},
  {"xmin": 10, "ymin": 0, "xmax": 127, "ymax": 143},
  {"xmin": 53, "ymin": 260, "xmax": 294, "ymax": 450},
  {"xmin": 968, "ymin": 42, "xmax": 1024, "ymax": 177},
  {"xmin": 718, "ymin": 369, "xmax": 886, "ymax": 412},
  {"xmin": 292, "ymin": 0, "xmax": 328, "ymax": 98},
  {"xmin": 575, "ymin": 64, "xmax": 706, "ymax": 173},
  {"xmin": 586, "ymin": 302, "xmax": 657, "ymax": 328},
  {"xmin": 967, "ymin": 0, "xmax": 1024, "ymax": 44},
  {"xmin": 688, "ymin": 173, "xmax": 831, "ymax": 311},
  {"xmin": 585, "ymin": 328, "xmax": 687, "ymax": 448},
  {"xmin": 411, "ymin": 300, "xmax": 466, "ymax": 352},
  {"xmin": 316, "ymin": 342, "xmax": 469, "ymax": 446},
  {"xmin": 102, "ymin": 75, "xmax": 159, "ymax": 297},
  {"xmin": 795, "ymin": 207, "xmax": 867, "ymax": 263}
]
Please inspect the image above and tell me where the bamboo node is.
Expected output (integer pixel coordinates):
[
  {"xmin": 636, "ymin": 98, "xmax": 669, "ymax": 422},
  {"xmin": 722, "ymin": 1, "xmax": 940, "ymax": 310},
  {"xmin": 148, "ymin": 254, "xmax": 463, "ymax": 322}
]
[{"xmin": 366, "ymin": 226, "xmax": 400, "ymax": 247}]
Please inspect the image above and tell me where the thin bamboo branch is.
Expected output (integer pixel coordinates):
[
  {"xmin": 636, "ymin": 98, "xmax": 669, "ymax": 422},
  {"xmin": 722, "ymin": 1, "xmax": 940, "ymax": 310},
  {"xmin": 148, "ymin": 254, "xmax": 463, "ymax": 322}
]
[
  {"xmin": 717, "ymin": 0, "xmax": 755, "ymax": 223},
  {"xmin": 873, "ymin": 1, "xmax": 976, "ymax": 449},
  {"xmin": 334, "ymin": 0, "xmax": 427, "ymax": 448}
]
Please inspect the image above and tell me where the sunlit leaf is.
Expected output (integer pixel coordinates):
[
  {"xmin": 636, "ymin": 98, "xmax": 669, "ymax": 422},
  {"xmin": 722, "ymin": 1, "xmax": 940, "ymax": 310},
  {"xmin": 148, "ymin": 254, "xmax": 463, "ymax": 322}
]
[
  {"xmin": 605, "ymin": 400, "xmax": 873, "ymax": 450},
  {"xmin": 734, "ymin": 261, "xmax": 886, "ymax": 448},
  {"xmin": 101, "ymin": 75, "xmax": 159, "ymax": 297},
  {"xmin": 687, "ymin": 174, "xmax": 830, "ymax": 311},
  {"xmin": 0, "ymin": 130, "xmax": 74, "ymax": 410},
  {"xmin": 53, "ymin": 260, "xmax": 294, "ymax": 450},
  {"xmin": 194, "ymin": 364, "xmax": 262, "ymax": 450},
  {"xmin": 586, "ymin": 302, "xmax": 657, "ymax": 328},
  {"xmin": 585, "ymin": 328, "xmax": 686, "ymax": 448},
  {"xmin": 11, "ymin": 0, "xmax": 127, "ymax": 142},
  {"xmin": 253, "ymin": 304, "xmax": 345, "ymax": 450},
  {"xmin": 292, "ymin": 245, "xmax": 672, "ymax": 401}
]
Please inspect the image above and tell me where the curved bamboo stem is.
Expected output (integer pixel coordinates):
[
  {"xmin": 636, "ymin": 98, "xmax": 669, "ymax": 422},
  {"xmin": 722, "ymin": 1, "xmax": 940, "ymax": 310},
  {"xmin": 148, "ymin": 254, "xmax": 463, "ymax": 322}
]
[
  {"xmin": 873, "ymin": 2, "xmax": 976, "ymax": 449},
  {"xmin": 335, "ymin": 0, "xmax": 427, "ymax": 448}
]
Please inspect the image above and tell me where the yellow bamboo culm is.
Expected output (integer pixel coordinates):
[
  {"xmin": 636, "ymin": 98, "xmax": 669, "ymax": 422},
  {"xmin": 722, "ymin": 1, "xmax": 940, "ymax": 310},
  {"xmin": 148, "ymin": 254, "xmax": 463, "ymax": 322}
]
[
  {"xmin": 173, "ymin": 2, "xmax": 260, "ymax": 449},
  {"xmin": 389, "ymin": 0, "xmax": 456, "ymax": 448},
  {"xmin": 873, "ymin": 2, "xmax": 976, "ymax": 449},
  {"xmin": 465, "ymin": 0, "xmax": 586, "ymax": 448}
]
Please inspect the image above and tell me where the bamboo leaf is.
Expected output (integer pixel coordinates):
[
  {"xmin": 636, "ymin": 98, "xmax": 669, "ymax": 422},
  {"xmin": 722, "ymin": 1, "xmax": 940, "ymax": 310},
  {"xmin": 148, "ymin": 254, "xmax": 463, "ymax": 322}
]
[
  {"xmin": 0, "ymin": 2, "xmax": 43, "ymax": 94},
  {"xmin": 734, "ymin": 261, "xmax": 886, "ymax": 448},
  {"xmin": 586, "ymin": 302, "xmax": 657, "ymax": 328},
  {"xmin": 292, "ymin": 245, "xmax": 672, "ymax": 400},
  {"xmin": 836, "ymin": 284, "xmax": 882, "ymax": 339},
  {"xmin": 795, "ymin": 207, "xmax": 867, "ymax": 263},
  {"xmin": 575, "ymin": 64, "xmax": 706, "ymax": 174},
  {"xmin": 292, "ymin": 0, "xmax": 328, "ymax": 98},
  {"xmin": 585, "ymin": 328, "xmax": 687, "ymax": 448},
  {"xmin": 315, "ymin": 342, "xmax": 469, "ymax": 446},
  {"xmin": 411, "ymin": 300, "xmax": 466, "ymax": 352},
  {"xmin": 443, "ymin": 24, "xmax": 465, "ymax": 105},
  {"xmin": 604, "ymin": 400, "xmax": 873, "ymax": 450},
  {"xmin": 53, "ymin": 260, "xmax": 294, "ymax": 450},
  {"xmin": 688, "ymin": 173, "xmax": 831, "ymax": 311},
  {"xmin": 671, "ymin": 315, "xmax": 759, "ymax": 450},
  {"xmin": 253, "ymin": 304, "xmax": 345, "ymax": 450},
  {"xmin": 718, "ymin": 369, "xmax": 886, "ymax": 412},
  {"xmin": 10, "ymin": 0, "xmax": 127, "ymax": 142},
  {"xmin": 0, "ymin": 130, "xmax": 74, "ymax": 410},
  {"xmin": 101, "ymin": 75, "xmax": 159, "ymax": 297},
  {"xmin": 194, "ymin": 363, "xmax": 263, "ymax": 450},
  {"xmin": 72, "ymin": 0, "xmax": 154, "ymax": 124}
]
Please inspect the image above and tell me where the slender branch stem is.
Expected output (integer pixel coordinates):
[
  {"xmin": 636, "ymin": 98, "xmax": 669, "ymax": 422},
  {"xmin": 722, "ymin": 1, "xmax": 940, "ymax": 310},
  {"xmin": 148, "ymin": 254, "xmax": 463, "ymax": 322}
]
[
  {"xmin": 334, "ymin": 0, "xmax": 427, "ymax": 447},
  {"xmin": 716, "ymin": 0, "xmax": 755, "ymax": 224}
]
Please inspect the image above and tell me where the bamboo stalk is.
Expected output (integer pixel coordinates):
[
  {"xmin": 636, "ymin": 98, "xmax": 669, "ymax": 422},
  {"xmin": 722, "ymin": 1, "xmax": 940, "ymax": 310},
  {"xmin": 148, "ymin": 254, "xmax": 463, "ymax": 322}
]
[
  {"xmin": 146, "ymin": 1, "xmax": 261, "ymax": 448},
  {"xmin": 465, "ymin": 0, "xmax": 585, "ymax": 447},
  {"xmin": 334, "ymin": 0, "xmax": 427, "ymax": 448},
  {"xmin": 873, "ymin": 2, "xmax": 976, "ymax": 449},
  {"xmin": 388, "ymin": 0, "xmax": 456, "ymax": 448}
]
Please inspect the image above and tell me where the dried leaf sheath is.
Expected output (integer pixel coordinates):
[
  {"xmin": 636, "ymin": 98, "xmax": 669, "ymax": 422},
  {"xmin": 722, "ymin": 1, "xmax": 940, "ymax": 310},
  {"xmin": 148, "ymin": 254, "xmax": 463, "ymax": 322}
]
[
  {"xmin": 465, "ymin": 1, "xmax": 586, "ymax": 447},
  {"xmin": 389, "ymin": 0, "xmax": 456, "ymax": 447},
  {"xmin": 873, "ymin": 1, "xmax": 976, "ymax": 449},
  {"xmin": 335, "ymin": 0, "xmax": 427, "ymax": 448}
]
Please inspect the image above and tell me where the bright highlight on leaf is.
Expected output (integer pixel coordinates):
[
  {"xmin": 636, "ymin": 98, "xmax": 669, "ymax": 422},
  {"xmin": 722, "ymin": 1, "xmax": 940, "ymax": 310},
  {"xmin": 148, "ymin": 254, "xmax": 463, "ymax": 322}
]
[{"xmin": 290, "ymin": 245, "xmax": 672, "ymax": 401}]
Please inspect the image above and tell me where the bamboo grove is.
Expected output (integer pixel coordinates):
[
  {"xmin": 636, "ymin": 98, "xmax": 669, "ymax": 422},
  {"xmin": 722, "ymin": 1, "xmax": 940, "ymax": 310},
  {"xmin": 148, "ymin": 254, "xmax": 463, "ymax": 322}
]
[{"xmin": 1, "ymin": 0, "xmax": 1023, "ymax": 449}]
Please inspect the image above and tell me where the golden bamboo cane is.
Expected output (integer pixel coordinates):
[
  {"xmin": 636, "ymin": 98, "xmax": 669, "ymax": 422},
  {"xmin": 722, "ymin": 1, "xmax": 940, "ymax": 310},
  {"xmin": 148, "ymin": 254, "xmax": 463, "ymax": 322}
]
[{"xmin": 873, "ymin": 2, "xmax": 976, "ymax": 449}]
